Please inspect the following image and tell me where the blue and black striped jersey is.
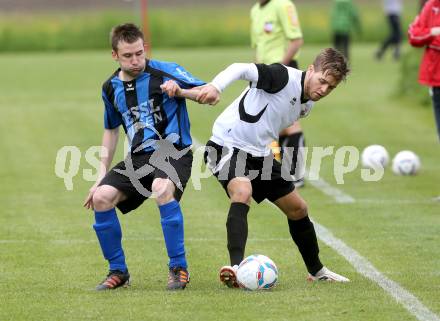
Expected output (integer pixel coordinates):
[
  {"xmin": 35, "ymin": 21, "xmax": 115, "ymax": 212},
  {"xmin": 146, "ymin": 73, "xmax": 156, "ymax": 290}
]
[{"xmin": 102, "ymin": 59, "xmax": 205, "ymax": 153}]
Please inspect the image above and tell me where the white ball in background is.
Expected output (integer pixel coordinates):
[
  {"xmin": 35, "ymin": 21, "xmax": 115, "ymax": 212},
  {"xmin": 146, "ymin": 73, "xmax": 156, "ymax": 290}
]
[
  {"xmin": 392, "ymin": 151, "xmax": 421, "ymax": 176},
  {"xmin": 361, "ymin": 145, "xmax": 389, "ymax": 169}
]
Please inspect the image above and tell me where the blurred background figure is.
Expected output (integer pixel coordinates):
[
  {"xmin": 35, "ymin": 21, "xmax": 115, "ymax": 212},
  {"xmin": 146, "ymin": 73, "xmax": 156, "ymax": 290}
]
[
  {"xmin": 250, "ymin": 0, "xmax": 306, "ymax": 187},
  {"xmin": 376, "ymin": 0, "xmax": 403, "ymax": 60},
  {"xmin": 330, "ymin": 0, "xmax": 361, "ymax": 60},
  {"xmin": 408, "ymin": 0, "xmax": 440, "ymax": 141}
]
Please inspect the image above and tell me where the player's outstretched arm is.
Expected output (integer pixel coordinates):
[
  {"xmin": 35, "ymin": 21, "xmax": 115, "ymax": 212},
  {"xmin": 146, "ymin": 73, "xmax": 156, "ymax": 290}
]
[
  {"xmin": 197, "ymin": 63, "xmax": 260, "ymax": 105},
  {"xmin": 211, "ymin": 63, "xmax": 259, "ymax": 91},
  {"xmin": 161, "ymin": 79, "xmax": 206, "ymax": 103}
]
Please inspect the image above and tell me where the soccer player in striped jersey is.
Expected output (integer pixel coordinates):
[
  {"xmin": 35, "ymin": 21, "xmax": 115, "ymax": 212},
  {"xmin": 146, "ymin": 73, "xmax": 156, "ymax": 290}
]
[{"xmin": 83, "ymin": 23, "xmax": 205, "ymax": 291}]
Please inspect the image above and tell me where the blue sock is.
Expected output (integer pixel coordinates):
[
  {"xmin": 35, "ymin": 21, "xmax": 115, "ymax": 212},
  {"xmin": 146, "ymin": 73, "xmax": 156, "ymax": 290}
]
[
  {"xmin": 159, "ymin": 200, "xmax": 187, "ymax": 269},
  {"xmin": 93, "ymin": 208, "xmax": 127, "ymax": 273}
]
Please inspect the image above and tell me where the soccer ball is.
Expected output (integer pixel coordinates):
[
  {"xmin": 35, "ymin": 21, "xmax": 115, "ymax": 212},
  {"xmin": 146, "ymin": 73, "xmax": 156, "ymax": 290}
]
[
  {"xmin": 236, "ymin": 254, "xmax": 278, "ymax": 290},
  {"xmin": 361, "ymin": 145, "xmax": 389, "ymax": 169},
  {"xmin": 392, "ymin": 151, "xmax": 421, "ymax": 175}
]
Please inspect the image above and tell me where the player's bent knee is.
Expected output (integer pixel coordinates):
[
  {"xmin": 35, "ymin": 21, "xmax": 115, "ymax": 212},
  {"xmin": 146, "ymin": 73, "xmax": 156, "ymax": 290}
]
[
  {"xmin": 152, "ymin": 178, "xmax": 174, "ymax": 204},
  {"xmin": 151, "ymin": 178, "xmax": 171, "ymax": 195},
  {"xmin": 228, "ymin": 182, "xmax": 252, "ymax": 204},
  {"xmin": 93, "ymin": 188, "xmax": 117, "ymax": 211},
  {"xmin": 291, "ymin": 202, "xmax": 308, "ymax": 220}
]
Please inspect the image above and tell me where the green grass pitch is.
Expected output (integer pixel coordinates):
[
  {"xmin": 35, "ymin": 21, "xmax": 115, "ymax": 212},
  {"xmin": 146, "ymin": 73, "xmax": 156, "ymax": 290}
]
[{"xmin": 0, "ymin": 45, "xmax": 439, "ymax": 321}]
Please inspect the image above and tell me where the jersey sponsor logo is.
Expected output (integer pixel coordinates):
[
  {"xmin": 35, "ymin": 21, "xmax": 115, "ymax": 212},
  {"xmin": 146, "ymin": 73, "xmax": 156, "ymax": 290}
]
[
  {"xmin": 239, "ymin": 89, "xmax": 268, "ymax": 123},
  {"xmin": 290, "ymin": 97, "xmax": 297, "ymax": 106},
  {"xmin": 121, "ymin": 99, "xmax": 164, "ymax": 131},
  {"xmin": 121, "ymin": 105, "xmax": 143, "ymax": 132},
  {"xmin": 264, "ymin": 22, "xmax": 274, "ymax": 33},
  {"xmin": 148, "ymin": 98, "xmax": 164, "ymax": 124},
  {"xmin": 129, "ymin": 105, "xmax": 141, "ymax": 122},
  {"xmin": 433, "ymin": 6, "xmax": 439, "ymax": 15}
]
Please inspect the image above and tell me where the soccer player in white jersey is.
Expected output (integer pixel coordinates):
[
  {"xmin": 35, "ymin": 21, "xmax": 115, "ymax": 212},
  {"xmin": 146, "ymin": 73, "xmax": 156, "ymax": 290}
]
[{"xmin": 161, "ymin": 48, "xmax": 350, "ymax": 286}]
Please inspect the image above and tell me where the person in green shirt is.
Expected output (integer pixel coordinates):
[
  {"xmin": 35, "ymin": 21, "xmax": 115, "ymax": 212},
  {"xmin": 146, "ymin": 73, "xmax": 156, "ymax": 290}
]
[
  {"xmin": 330, "ymin": 0, "xmax": 361, "ymax": 60},
  {"xmin": 250, "ymin": 0, "xmax": 306, "ymax": 187}
]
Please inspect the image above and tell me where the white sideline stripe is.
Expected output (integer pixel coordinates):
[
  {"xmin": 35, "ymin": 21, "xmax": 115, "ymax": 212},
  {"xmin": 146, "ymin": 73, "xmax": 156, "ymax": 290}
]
[
  {"xmin": 314, "ymin": 223, "xmax": 440, "ymax": 321},
  {"xmin": 266, "ymin": 201, "xmax": 439, "ymax": 321},
  {"xmin": 194, "ymin": 137, "xmax": 439, "ymax": 321},
  {"xmin": 305, "ymin": 169, "xmax": 355, "ymax": 203}
]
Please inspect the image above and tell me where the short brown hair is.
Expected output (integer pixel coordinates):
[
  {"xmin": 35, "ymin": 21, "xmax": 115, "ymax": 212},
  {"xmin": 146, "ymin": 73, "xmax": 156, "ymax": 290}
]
[
  {"xmin": 110, "ymin": 23, "xmax": 144, "ymax": 52},
  {"xmin": 313, "ymin": 48, "xmax": 350, "ymax": 82}
]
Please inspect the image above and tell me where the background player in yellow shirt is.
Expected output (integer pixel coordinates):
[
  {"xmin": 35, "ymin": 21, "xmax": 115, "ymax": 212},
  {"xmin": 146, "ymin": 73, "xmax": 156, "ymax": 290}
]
[{"xmin": 250, "ymin": 0, "xmax": 306, "ymax": 187}]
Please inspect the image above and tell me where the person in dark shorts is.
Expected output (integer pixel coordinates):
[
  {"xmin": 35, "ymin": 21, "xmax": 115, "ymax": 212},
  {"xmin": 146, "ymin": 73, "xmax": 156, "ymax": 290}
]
[
  {"xmin": 202, "ymin": 48, "xmax": 352, "ymax": 286},
  {"xmin": 83, "ymin": 23, "xmax": 205, "ymax": 291},
  {"xmin": 162, "ymin": 48, "xmax": 351, "ymax": 286}
]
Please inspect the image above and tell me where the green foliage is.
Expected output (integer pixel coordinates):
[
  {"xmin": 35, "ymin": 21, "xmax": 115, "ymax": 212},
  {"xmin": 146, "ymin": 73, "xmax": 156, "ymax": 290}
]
[
  {"xmin": 0, "ymin": 8, "xmax": 252, "ymax": 52},
  {"xmin": 398, "ymin": 48, "xmax": 431, "ymax": 106},
  {"xmin": 0, "ymin": 11, "xmax": 134, "ymax": 52},
  {"xmin": 0, "ymin": 2, "xmax": 419, "ymax": 52},
  {"xmin": 148, "ymin": 8, "xmax": 251, "ymax": 48}
]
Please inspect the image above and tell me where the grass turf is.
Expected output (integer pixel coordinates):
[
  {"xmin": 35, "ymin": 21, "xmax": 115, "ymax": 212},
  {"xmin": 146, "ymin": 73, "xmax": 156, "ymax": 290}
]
[{"xmin": 0, "ymin": 45, "xmax": 439, "ymax": 320}]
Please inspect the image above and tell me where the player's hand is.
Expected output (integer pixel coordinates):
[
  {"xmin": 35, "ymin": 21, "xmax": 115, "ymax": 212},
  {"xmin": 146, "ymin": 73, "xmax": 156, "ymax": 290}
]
[
  {"xmin": 196, "ymin": 84, "xmax": 220, "ymax": 105},
  {"xmin": 160, "ymin": 80, "xmax": 182, "ymax": 98},
  {"xmin": 431, "ymin": 27, "xmax": 440, "ymax": 36},
  {"xmin": 83, "ymin": 184, "xmax": 98, "ymax": 210}
]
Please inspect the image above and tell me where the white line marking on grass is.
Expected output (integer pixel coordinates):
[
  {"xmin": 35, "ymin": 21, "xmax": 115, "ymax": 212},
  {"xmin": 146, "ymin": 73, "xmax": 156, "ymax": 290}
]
[
  {"xmin": 266, "ymin": 201, "xmax": 439, "ymax": 321},
  {"xmin": 305, "ymin": 169, "xmax": 355, "ymax": 203},
  {"xmin": 314, "ymin": 223, "xmax": 440, "ymax": 321},
  {"xmin": 193, "ymin": 137, "xmax": 439, "ymax": 321}
]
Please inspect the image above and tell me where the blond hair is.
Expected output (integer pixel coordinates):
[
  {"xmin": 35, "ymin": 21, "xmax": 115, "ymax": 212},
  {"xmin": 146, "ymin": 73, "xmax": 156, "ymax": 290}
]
[{"xmin": 313, "ymin": 48, "xmax": 350, "ymax": 82}]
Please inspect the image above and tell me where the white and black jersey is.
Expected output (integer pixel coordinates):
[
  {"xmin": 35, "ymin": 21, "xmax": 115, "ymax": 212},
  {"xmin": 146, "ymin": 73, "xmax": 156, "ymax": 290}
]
[{"xmin": 210, "ymin": 63, "xmax": 314, "ymax": 157}]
